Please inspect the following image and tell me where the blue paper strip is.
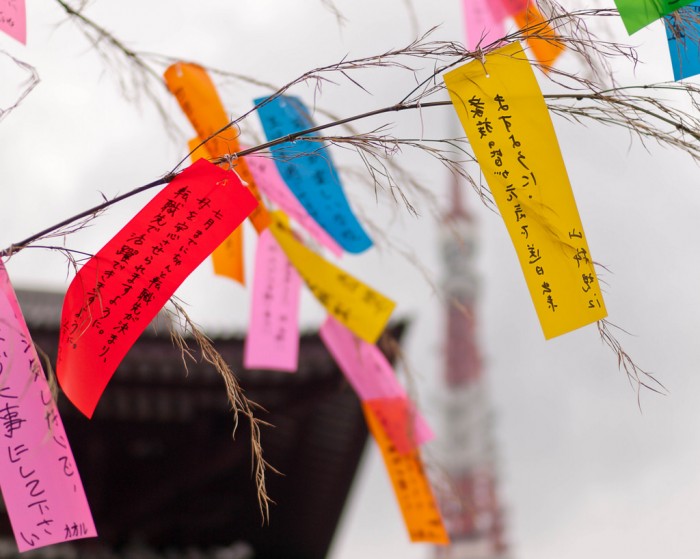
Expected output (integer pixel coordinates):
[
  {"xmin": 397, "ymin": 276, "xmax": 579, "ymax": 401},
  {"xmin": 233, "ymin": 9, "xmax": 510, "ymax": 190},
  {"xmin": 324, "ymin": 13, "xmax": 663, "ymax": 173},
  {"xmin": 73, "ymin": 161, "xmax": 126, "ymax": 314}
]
[
  {"xmin": 665, "ymin": 2, "xmax": 700, "ymax": 80},
  {"xmin": 254, "ymin": 95, "xmax": 372, "ymax": 254}
]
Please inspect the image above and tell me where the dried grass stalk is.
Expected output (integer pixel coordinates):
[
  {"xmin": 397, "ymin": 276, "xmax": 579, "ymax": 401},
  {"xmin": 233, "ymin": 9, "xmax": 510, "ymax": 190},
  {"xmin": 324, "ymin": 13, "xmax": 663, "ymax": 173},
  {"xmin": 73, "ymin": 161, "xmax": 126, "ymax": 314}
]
[{"xmin": 166, "ymin": 299, "xmax": 279, "ymax": 521}]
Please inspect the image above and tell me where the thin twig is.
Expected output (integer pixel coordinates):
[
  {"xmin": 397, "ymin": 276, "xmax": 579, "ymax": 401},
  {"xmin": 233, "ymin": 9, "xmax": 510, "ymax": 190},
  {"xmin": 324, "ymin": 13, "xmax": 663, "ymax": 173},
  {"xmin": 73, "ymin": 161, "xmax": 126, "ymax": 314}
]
[
  {"xmin": 597, "ymin": 319, "xmax": 667, "ymax": 409},
  {"xmin": 0, "ymin": 50, "xmax": 40, "ymax": 122},
  {"xmin": 0, "ymin": 175, "xmax": 173, "ymax": 258}
]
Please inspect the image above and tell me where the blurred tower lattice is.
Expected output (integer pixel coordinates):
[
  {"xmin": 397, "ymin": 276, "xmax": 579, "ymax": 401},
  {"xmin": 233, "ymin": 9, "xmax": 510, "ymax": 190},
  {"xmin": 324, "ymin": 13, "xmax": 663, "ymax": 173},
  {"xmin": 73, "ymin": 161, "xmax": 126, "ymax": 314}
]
[{"xmin": 434, "ymin": 172, "xmax": 509, "ymax": 559}]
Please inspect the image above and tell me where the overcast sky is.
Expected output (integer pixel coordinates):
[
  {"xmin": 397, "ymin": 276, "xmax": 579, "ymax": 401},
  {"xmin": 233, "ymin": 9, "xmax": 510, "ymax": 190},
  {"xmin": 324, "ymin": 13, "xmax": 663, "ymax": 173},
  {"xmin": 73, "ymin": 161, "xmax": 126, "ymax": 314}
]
[{"xmin": 2, "ymin": 1, "xmax": 700, "ymax": 558}]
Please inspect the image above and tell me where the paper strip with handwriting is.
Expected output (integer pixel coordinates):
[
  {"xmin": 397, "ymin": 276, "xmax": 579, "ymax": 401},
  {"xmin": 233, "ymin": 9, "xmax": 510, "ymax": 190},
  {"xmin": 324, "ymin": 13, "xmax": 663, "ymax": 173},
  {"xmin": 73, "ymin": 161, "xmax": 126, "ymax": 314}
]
[
  {"xmin": 665, "ymin": 3, "xmax": 700, "ymax": 80},
  {"xmin": 363, "ymin": 404, "xmax": 449, "ymax": 544},
  {"xmin": 513, "ymin": 3, "xmax": 564, "ymax": 68},
  {"xmin": 269, "ymin": 212, "xmax": 393, "ymax": 344},
  {"xmin": 164, "ymin": 62, "xmax": 270, "ymax": 233},
  {"xmin": 244, "ymin": 150, "xmax": 343, "ymax": 257},
  {"xmin": 615, "ymin": 0, "xmax": 697, "ymax": 34},
  {"xmin": 0, "ymin": 0, "xmax": 26, "ymax": 44},
  {"xmin": 188, "ymin": 138, "xmax": 245, "ymax": 284},
  {"xmin": 0, "ymin": 262, "xmax": 96, "ymax": 551},
  {"xmin": 319, "ymin": 316, "xmax": 433, "ymax": 451},
  {"xmin": 463, "ymin": 0, "xmax": 505, "ymax": 50},
  {"xmin": 255, "ymin": 95, "xmax": 372, "ymax": 254},
  {"xmin": 444, "ymin": 42, "xmax": 606, "ymax": 339},
  {"xmin": 57, "ymin": 159, "xmax": 258, "ymax": 417},
  {"xmin": 244, "ymin": 229, "xmax": 302, "ymax": 372}
]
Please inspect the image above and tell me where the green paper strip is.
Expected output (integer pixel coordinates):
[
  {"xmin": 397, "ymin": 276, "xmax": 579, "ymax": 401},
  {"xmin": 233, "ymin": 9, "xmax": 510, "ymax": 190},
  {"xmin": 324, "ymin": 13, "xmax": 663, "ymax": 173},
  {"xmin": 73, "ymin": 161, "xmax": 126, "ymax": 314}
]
[{"xmin": 615, "ymin": 0, "xmax": 697, "ymax": 34}]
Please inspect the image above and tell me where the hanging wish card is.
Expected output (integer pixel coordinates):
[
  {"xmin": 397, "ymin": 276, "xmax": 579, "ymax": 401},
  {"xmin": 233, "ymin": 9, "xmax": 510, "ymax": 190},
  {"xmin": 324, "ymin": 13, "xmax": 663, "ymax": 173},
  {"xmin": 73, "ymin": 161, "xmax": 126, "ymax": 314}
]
[
  {"xmin": 0, "ymin": 0, "xmax": 26, "ymax": 44},
  {"xmin": 269, "ymin": 213, "xmax": 393, "ymax": 344},
  {"xmin": 164, "ymin": 63, "xmax": 270, "ymax": 232},
  {"xmin": 319, "ymin": 316, "xmax": 433, "ymax": 452},
  {"xmin": 364, "ymin": 404, "xmax": 449, "ymax": 544},
  {"xmin": 0, "ymin": 262, "xmax": 96, "ymax": 551},
  {"xmin": 255, "ymin": 95, "xmax": 372, "ymax": 254},
  {"xmin": 512, "ymin": 2, "xmax": 564, "ymax": 68},
  {"xmin": 444, "ymin": 42, "xmax": 606, "ymax": 339},
  {"xmin": 165, "ymin": 63, "xmax": 269, "ymax": 288},
  {"xmin": 665, "ymin": 2, "xmax": 700, "ymax": 80},
  {"xmin": 615, "ymin": 0, "xmax": 697, "ymax": 34},
  {"xmin": 244, "ymin": 150, "xmax": 343, "ymax": 257},
  {"xmin": 188, "ymin": 138, "xmax": 245, "ymax": 284},
  {"xmin": 463, "ymin": 0, "xmax": 506, "ymax": 51},
  {"xmin": 244, "ymin": 229, "xmax": 302, "ymax": 372},
  {"xmin": 57, "ymin": 159, "xmax": 257, "ymax": 417}
]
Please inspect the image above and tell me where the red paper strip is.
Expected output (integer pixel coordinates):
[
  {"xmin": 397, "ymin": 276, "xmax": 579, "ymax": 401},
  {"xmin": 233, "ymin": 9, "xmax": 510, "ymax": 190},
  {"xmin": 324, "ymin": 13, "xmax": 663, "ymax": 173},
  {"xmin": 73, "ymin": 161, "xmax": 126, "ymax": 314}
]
[
  {"xmin": 56, "ymin": 159, "xmax": 257, "ymax": 417},
  {"xmin": 365, "ymin": 397, "xmax": 422, "ymax": 455},
  {"xmin": 498, "ymin": 0, "xmax": 529, "ymax": 16}
]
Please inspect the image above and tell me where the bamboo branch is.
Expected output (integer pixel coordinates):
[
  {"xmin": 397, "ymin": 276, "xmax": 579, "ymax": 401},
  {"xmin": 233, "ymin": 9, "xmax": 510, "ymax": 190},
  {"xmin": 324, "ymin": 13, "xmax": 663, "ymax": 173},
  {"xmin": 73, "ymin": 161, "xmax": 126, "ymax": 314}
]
[{"xmin": 3, "ymin": 76, "xmax": 699, "ymax": 259}]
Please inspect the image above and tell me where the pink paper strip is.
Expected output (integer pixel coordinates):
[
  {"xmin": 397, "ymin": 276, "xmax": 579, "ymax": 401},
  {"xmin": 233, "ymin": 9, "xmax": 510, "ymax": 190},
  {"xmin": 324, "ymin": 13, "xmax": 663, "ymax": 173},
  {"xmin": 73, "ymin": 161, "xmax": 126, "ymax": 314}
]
[
  {"xmin": 0, "ymin": 263, "xmax": 96, "ymax": 552},
  {"xmin": 245, "ymin": 152, "xmax": 344, "ymax": 258},
  {"xmin": 0, "ymin": 0, "xmax": 26, "ymax": 44},
  {"xmin": 244, "ymin": 229, "xmax": 302, "ymax": 372},
  {"xmin": 463, "ymin": 0, "xmax": 505, "ymax": 50},
  {"xmin": 319, "ymin": 316, "xmax": 433, "ymax": 447},
  {"xmin": 488, "ymin": 0, "xmax": 509, "ymax": 22}
]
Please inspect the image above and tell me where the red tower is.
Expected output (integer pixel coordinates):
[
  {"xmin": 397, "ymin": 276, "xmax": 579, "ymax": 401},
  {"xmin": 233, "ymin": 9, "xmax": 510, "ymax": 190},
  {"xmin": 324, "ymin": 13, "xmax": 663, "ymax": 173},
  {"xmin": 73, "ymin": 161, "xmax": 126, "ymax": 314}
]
[{"xmin": 434, "ymin": 173, "xmax": 509, "ymax": 559}]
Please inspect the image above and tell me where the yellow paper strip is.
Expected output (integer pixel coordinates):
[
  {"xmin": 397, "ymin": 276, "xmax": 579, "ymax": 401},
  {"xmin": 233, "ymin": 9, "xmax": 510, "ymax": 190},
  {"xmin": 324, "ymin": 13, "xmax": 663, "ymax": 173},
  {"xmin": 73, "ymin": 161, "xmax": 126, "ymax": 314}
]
[
  {"xmin": 514, "ymin": 4, "xmax": 564, "ymax": 69},
  {"xmin": 164, "ymin": 62, "xmax": 270, "ymax": 233},
  {"xmin": 363, "ymin": 404, "xmax": 450, "ymax": 544},
  {"xmin": 188, "ymin": 137, "xmax": 245, "ymax": 286},
  {"xmin": 444, "ymin": 42, "xmax": 606, "ymax": 339},
  {"xmin": 269, "ymin": 212, "xmax": 394, "ymax": 344}
]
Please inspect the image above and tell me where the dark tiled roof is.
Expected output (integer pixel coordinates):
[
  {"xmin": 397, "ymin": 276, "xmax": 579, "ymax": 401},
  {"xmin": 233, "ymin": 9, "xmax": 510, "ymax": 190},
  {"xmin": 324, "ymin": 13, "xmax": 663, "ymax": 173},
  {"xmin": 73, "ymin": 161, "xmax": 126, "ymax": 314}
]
[
  {"xmin": 14, "ymin": 288, "xmax": 172, "ymax": 332},
  {"xmin": 14, "ymin": 288, "xmax": 64, "ymax": 328},
  {"xmin": 1, "ymin": 288, "xmax": 406, "ymax": 559}
]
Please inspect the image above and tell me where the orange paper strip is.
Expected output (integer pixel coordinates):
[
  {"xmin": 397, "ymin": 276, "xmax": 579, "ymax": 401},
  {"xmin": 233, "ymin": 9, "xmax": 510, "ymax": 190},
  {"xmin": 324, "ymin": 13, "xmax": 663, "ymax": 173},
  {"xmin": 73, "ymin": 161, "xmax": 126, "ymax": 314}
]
[
  {"xmin": 514, "ymin": 3, "xmax": 564, "ymax": 69},
  {"xmin": 188, "ymin": 137, "xmax": 245, "ymax": 285},
  {"xmin": 164, "ymin": 62, "xmax": 270, "ymax": 233},
  {"xmin": 56, "ymin": 159, "xmax": 258, "ymax": 417},
  {"xmin": 212, "ymin": 229, "xmax": 245, "ymax": 285},
  {"xmin": 363, "ymin": 404, "xmax": 450, "ymax": 544}
]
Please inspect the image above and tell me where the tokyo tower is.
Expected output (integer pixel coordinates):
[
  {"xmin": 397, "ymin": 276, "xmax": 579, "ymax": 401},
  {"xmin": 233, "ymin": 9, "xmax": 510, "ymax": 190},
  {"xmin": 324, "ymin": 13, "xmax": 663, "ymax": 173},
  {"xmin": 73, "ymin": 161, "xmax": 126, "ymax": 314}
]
[{"xmin": 433, "ymin": 172, "xmax": 510, "ymax": 559}]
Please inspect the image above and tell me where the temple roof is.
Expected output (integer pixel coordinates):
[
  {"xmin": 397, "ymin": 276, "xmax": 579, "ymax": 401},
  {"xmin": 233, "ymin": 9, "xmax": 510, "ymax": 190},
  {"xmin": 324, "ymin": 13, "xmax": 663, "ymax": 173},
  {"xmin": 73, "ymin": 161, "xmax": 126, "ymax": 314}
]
[{"xmin": 0, "ymin": 289, "xmax": 406, "ymax": 558}]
